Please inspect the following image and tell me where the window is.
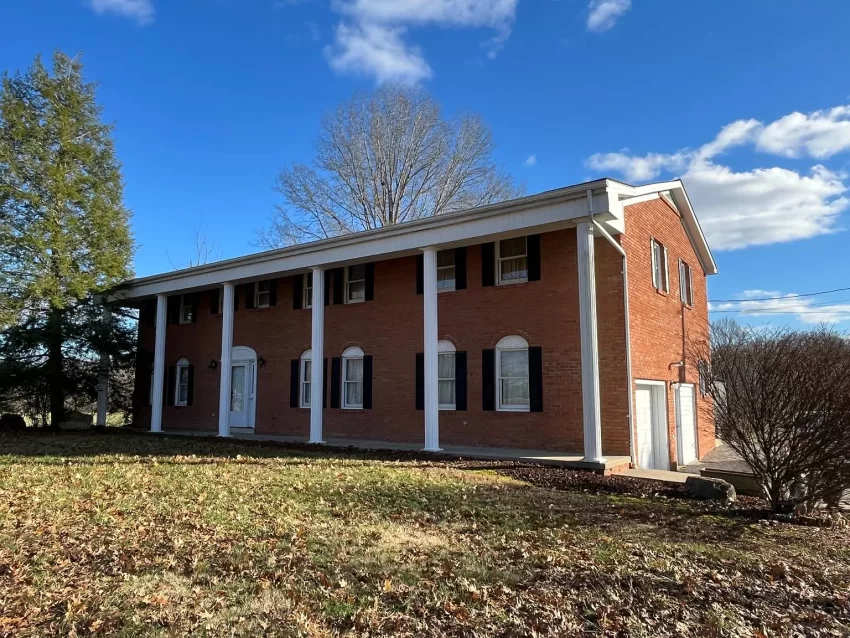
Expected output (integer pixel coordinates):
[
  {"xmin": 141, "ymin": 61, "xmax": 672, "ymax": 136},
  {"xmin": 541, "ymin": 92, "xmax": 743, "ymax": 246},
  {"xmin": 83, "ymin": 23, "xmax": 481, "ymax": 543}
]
[
  {"xmin": 438, "ymin": 341, "xmax": 456, "ymax": 409},
  {"xmin": 304, "ymin": 272, "xmax": 313, "ymax": 309},
  {"xmin": 496, "ymin": 336, "xmax": 529, "ymax": 411},
  {"xmin": 342, "ymin": 346, "xmax": 364, "ymax": 408},
  {"xmin": 497, "ymin": 237, "xmax": 528, "ymax": 284},
  {"xmin": 175, "ymin": 358, "xmax": 190, "ymax": 407},
  {"xmin": 179, "ymin": 295, "xmax": 193, "ymax": 324},
  {"xmin": 300, "ymin": 349, "xmax": 312, "ymax": 407},
  {"xmin": 345, "ymin": 265, "xmax": 366, "ymax": 303},
  {"xmin": 437, "ymin": 250, "xmax": 456, "ymax": 292},
  {"xmin": 679, "ymin": 260, "xmax": 693, "ymax": 306},
  {"xmin": 650, "ymin": 238, "xmax": 669, "ymax": 293},
  {"xmin": 255, "ymin": 281, "xmax": 272, "ymax": 308}
]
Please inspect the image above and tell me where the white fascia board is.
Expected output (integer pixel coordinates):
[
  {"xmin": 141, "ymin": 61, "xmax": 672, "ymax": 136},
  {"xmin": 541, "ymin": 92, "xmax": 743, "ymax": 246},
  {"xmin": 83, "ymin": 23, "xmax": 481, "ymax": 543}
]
[{"xmin": 112, "ymin": 182, "xmax": 618, "ymax": 302}]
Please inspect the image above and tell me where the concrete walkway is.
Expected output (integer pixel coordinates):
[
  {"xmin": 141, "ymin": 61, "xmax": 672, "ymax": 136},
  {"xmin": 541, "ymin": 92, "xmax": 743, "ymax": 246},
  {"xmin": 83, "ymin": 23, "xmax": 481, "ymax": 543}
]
[{"xmin": 620, "ymin": 468, "xmax": 689, "ymax": 483}]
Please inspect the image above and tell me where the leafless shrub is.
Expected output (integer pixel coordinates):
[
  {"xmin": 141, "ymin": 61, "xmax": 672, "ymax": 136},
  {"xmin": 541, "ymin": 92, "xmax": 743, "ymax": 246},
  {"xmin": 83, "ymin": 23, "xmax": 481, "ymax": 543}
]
[{"xmin": 692, "ymin": 319, "xmax": 850, "ymax": 512}]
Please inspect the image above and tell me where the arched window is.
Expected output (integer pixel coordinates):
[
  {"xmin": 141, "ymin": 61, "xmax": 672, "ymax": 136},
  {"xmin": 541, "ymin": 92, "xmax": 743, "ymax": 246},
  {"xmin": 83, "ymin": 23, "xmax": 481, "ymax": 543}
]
[
  {"xmin": 495, "ymin": 336, "xmax": 529, "ymax": 411},
  {"xmin": 300, "ymin": 349, "xmax": 312, "ymax": 408},
  {"xmin": 342, "ymin": 346, "xmax": 364, "ymax": 409},
  {"xmin": 175, "ymin": 357, "xmax": 191, "ymax": 407},
  {"xmin": 438, "ymin": 340, "xmax": 456, "ymax": 410}
]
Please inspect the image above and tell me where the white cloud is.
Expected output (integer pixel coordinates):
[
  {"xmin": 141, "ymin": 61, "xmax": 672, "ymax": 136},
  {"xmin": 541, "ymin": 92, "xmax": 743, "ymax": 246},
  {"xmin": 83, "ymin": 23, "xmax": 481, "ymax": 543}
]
[
  {"xmin": 586, "ymin": 0, "xmax": 631, "ymax": 33},
  {"xmin": 524, "ymin": 154, "xmax": 537, "ymax": 166},
  {"xmin": 711, "ymin": 290, "xmax": 850, "ymax": 324},
  {"xmin": 586, "ymin": 104, "xmax": 850, "ymax": 250},
  {"xmin": 325, "ymin": 0, "xmax": 518, "ymax": 82},
  {"xmin": 87, "ymin": 0, "xmax": 154, "ymax": 24}
]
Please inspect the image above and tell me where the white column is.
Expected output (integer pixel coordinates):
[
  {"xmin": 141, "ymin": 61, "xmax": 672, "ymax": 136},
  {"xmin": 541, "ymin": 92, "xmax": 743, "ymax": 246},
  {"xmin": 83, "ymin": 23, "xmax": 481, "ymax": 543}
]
[
  {"xmin": 150, "ymin": 294, "xmax": 167, "ymax": 433},
  {"xmin": 422, "ymin": 247, "xmax": 441, "ymax": 451},
  {"xmin": 218, "ymin": 283, "xmax": 234, "ymax": 438},
  {"xmin": 96, "ymin": 305, "xmax": 112, "ymax": 427},
  {"xmin": 310, "ymin": 267, "xmax": 325, "ymax": 443},
  {"xmin": 577, "ymin": 222, "xmax": 604, "ymax": 463}
]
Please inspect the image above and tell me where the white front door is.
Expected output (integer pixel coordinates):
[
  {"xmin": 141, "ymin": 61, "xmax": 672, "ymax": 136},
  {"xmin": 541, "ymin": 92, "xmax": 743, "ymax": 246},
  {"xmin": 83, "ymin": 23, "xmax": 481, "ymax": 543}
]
[
  {"xmin": 229, "ymin": 363, "xmax": 250, "ymax": 427},
  {"xmin": 675, "ymin": 384, "xmax": 698, "ymax": 465},
  {"xmin": 635, "ymin": 382, "xmax": 669, "ymax": 470}
]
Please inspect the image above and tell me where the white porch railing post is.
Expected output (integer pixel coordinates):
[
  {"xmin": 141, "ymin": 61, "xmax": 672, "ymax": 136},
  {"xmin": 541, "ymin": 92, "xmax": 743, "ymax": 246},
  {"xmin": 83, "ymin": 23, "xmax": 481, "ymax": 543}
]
[
  {"xmin": 150, "ymin": 294, "xmax": 167, "ymax": 433},
  {"xmin": 577, "ymin": 222, "xmax": 605, "ymax": 463},
  {"xmin": 218, "ymin": 283, "xmax": 235, "ymax": 438}
]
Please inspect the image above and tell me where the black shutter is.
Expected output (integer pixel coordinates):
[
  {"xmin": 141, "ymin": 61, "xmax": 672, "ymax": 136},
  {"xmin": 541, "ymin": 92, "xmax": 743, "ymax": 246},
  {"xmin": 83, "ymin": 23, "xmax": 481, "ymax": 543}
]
[
  {"xmin": 529, "ymin": 346, "xmax": 543, "ymax": 412},
  {"xmin": 269, "ymin": 279, "xmax": 278, "ymax": 307},
  {"xmin": 245, "ymin": 283, "xmax": 256, "ymax": 310},
  {"xmin": 167, "ymin": 295, "xmax": 180, "ymax": 324},
  {"xmin": 363, "ymin": 355, "xmax": 373, "ymax": 409},
  {"xmin": 186, "ymin": 365, "xmax": 195, "ymax": 406},
  {"xmin": 416, "ymin": 254, "xmax": 424, "ymax": 295},
  {"xmin": 481, "ymin": 243, "xmax": 496, "ymax": 287},
  {"xmin": 289, "ymin": 359, "xmax": 299, "ymax": 408},
  {"xmin": 190, "ymin": 294, "xmax": 199, "ymax": 323},
  {"xmin": 293, "ymin": 274, "xmax": 303, "ymax": 310},
  {"xmin": 323, "ymin": 358, "xmax": 328, "ymax": 408},
  {"xmin": 455, "ymin": 351, "xmax": 467, "ymax": 411},
  {"xmin": 455, "ymin": 247, "xmax": 467, "ymax": 290},
  {"xmin": 528, "ymin": 234, "xmax": 541, "ymax": 281},
  {"xmin": 415, "ymin": 353, "xmax": 424, "ymax": 410},
  {"xmin": 324, "ymin": 271, "xmax": 331, "ymax": 306},
  {"xmin": 330, "ymin": 357, "xmax": 342, "ymax": 408},
  {"xmin": 210, "ymin": 288, "xmax": 220, "ymax": 314},
  {"xmin": 482, "ymin": 349, "xmax": 495, "ymax": 411},
  {"xmin": 332, "ymin": 268, "xmax": 344, "ymax": 305},
  {"xmin": 165, "ymin": 365, "xmax": 175, "ymax": 406},
  {"xmin": 365, "ymin": 263, "xmax": 375, "ymax": 302},
  {"xmin": 233, "ymin": 285, "xmax": 239, "ymax": 311}
]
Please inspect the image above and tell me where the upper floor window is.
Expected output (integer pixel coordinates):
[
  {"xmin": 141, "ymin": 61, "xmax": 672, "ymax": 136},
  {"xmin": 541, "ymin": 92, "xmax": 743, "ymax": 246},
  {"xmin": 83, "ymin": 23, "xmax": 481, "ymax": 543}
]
[
  {"xmin": 679, "ymin": 260, "xmax": 693, "ymax": 307},
  {"xmin": 438, "ymin": 340, "xmax": 456, "ymax": 409},
  {"xmin": 300, "ymin": 349, "xmax": 312, "ymax": 407},
  {"xmin": 304, "ymin": 272, "xmax": 313, "ymax": 309},
  {"xmin": 496, "ymin": 335, "xmax": 529, "ymax": 411},
  {"xmin": 497, "ymin": 237, "xmax": 528, "ymax": 284},
  {"xmin": 175, "ymin": 358, "xmax": 190, "ymax": 407},
  {"xmin": 650, "ymin": 238, "xmax": 669, "ymax": 294},
  {"xmin": 342, "ymin": 346, "xmax": 364, "ymax": 408},
  {"xmin": 255, "ymin": 281, "xmax": 272, "ymax": 308},
  {"xmin": 179, "ymin": 295, "xmax": 194, "ymax": 324},
  {"xmin": 437, "ymin": 250, "xmax": 456, "ymax": 292},
  {"xmin": 345, "ymin": 265, "xmax": 366, "ymax": 304}
]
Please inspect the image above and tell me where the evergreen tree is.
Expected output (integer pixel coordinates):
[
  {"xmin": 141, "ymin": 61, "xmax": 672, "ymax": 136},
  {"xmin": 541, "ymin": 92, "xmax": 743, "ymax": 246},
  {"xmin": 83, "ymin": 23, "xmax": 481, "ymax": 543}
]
[{"xmin": 0, "ymin": 51, "xmax": 134, "ymax": 425}]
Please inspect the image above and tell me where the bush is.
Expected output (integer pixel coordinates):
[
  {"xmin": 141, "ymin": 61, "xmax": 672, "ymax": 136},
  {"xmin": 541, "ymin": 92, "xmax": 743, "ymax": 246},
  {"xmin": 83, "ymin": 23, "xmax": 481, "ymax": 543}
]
[
  {"xmin": 693, "ymin": 320, "xmax": 850, "ymax": 512},
  {"xmin": 0, "ymin": 413, "xmax": 27, "ymax": 431}
]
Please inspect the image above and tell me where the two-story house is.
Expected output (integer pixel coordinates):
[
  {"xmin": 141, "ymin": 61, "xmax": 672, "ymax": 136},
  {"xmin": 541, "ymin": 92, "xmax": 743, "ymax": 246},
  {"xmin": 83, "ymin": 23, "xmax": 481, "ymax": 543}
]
[{"xmin": 105, "ymin": 178, "xmax": 717, "ymax": 473}]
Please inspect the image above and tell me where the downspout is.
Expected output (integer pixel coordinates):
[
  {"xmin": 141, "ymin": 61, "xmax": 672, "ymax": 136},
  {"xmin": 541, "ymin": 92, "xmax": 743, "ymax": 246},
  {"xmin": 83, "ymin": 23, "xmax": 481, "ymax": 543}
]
[{"xmin": 584, "ymin": 190, "xmax": 636, "ymax": 467}]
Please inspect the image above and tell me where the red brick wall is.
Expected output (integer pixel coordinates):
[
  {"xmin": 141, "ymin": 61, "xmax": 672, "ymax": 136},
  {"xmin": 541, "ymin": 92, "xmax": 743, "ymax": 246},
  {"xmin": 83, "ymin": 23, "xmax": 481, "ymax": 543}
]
[
  {"xmin": 622, "ymin": 197, "xmax": 715, "ymax": 467},
  {"xmin": 133, "ymin": 228, "xmax": 633, "ymax": 455}
]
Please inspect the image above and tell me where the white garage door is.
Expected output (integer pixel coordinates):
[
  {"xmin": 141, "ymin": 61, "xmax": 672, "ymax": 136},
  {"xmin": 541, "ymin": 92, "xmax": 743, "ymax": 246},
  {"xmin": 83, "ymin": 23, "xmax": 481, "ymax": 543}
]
[{"xmin": 675, "ymin": 384, "xmax": 698, "ymax": 465}]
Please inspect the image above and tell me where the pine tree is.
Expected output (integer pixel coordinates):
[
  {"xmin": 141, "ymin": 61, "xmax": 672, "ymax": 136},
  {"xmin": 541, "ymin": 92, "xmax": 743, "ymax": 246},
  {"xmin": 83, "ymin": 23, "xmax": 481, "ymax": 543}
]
[{"xmin": 0, "ymin": 51, "xmax": 134, "ymax": 425}]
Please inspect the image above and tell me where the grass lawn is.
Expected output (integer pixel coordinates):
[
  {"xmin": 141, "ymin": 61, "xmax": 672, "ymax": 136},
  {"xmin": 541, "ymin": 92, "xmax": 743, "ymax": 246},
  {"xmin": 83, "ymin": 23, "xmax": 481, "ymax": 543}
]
[{"xmin": 1, "ymin": 432, "xmax": 848, "ymax": 637}]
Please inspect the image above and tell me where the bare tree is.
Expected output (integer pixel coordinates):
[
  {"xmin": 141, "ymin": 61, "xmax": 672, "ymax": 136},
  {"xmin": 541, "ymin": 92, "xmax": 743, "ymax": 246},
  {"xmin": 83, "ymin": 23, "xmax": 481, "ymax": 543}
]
[
  {"xmin": 692, "ymin": 319, "xmax": 850, "ymax": 512},
  {"xmin": 257, "ymin": 85, "xmax": 522, "ymax": 248},
  {"xmin": 168, "ymin": 226, "xmax": 222, "ymax": 269}
]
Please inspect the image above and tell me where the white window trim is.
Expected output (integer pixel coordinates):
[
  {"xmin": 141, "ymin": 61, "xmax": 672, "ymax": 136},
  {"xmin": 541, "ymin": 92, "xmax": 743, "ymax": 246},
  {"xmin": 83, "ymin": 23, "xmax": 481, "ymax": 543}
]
[
  {"xmin": 496, "ymin": 237, "xmax": 529, "ymax": 286},
  {"xmin": 303, "ymin": 272, "xmax": 313, "ymax": 309},
  {"xmin": 255, "ymin": 281, "xmax": 272, "ymax": 309},
  {"xmin": 437, "ymin": 250, "xmax": 456, "ymax": 293},
  {"xmin": 438, "ymin": 340, "xmax": 456, "ymax": 410},
  {"xmin": 175, "ymin": 358, "xmax": 190, "ymax": 407},
  {"xmin": 179, "ymin": 294, "xmax": 193, "ymax": 324},
  {"xmin": 679, "ymin": 259, "xmax": 693, "ymax": 307},
  {"xmin": 342, "ymin": 346, "xmax": 364, "ymax": 409},
  {"xmin": 495, "ymin": 335, "xmax": 530, "ymax": 412},
  {"xmin": 651, "ymin": 238, "xmax": 669, "ymax": 294},
  {"xmin": 300, "ymin": 349, "xmax": 312, "ymax": 408},
  {"xmin": 344, "ymin": 266, "xmax": 366, "ymax": 304}
]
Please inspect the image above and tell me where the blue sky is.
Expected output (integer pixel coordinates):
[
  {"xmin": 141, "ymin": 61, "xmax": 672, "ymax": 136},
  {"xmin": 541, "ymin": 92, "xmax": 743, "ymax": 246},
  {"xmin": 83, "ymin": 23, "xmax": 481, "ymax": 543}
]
[{"xmin": 3, "ymin": 0, "xmax": 850, "ymax": 325}]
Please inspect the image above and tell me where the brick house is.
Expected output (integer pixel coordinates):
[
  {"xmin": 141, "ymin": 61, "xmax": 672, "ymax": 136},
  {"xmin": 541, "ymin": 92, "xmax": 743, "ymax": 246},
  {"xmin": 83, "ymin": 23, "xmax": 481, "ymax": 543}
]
[{"xmin": 105, "ymin": 178, "xmax": 717, "ymax": 472}]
